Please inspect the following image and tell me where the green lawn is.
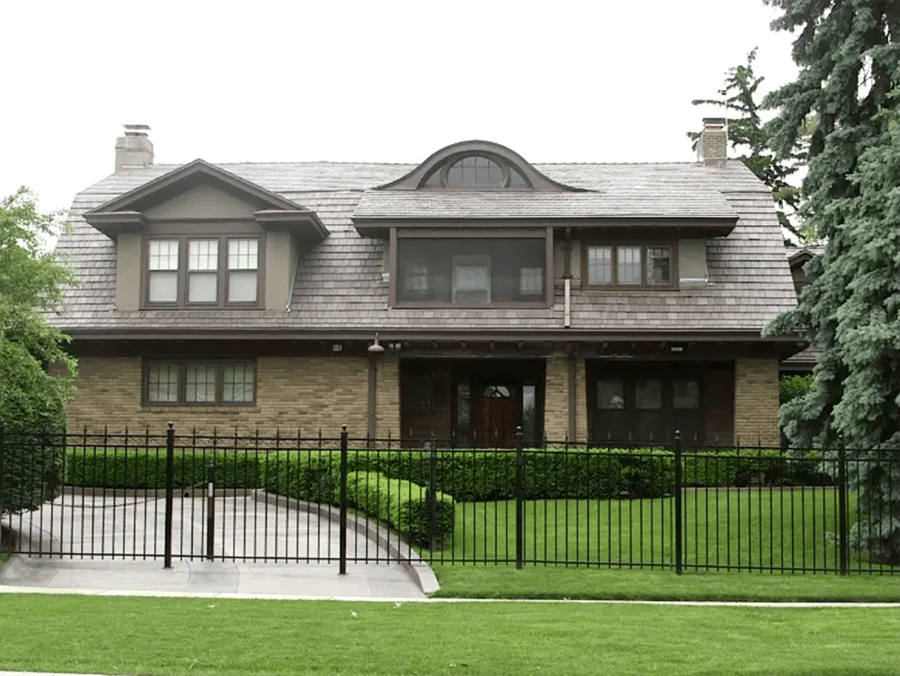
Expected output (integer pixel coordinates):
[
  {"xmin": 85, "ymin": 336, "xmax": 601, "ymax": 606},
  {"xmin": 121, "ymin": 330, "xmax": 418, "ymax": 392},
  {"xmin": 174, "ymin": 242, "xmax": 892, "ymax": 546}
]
[
  {"xmin": 2, "ymin": 594, "xmax": 898, "ymax": 676},
  {"xmin": 430, "ymin": 565, "xmax": 900, "ymax": 601},
  {"xmin": 424, "ymin": 488, "xmax": 896, "ymax": 574}
]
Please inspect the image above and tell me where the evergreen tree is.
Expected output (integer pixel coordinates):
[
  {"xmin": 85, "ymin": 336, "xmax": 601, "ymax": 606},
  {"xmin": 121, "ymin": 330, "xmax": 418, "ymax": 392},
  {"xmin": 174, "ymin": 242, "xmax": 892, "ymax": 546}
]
[
  {"xmin": 688, "ymin": 48, "xmax": 804, "ymax": 239},
  {"xmin": 763, "ymin": 0, "xmax": 900, "ymax": 563}
]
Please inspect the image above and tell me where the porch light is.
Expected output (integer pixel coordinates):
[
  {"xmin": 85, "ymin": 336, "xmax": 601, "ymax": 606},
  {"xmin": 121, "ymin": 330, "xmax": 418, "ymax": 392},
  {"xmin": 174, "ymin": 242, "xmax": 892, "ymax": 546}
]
[{"xmin": 368, "ymin": 333, "xmax": 385, "ymax": 355}]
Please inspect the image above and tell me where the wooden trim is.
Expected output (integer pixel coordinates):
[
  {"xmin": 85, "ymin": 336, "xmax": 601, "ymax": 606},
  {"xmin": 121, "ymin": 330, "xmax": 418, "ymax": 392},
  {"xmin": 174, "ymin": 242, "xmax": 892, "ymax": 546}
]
[{"xmin": 396, "ymin": 227, "xmax": 546, "ymax": 238}]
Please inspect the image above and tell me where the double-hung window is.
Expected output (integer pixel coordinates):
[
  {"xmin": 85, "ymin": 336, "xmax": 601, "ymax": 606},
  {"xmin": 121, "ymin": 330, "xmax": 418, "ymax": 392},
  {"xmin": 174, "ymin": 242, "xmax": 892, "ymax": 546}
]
[
  {"xmin": 146, "ymin": 236, "xmax": 260, "ymax": 307},
  {"xmin": 144, "ymin": 361, "xmax": 256, "ymax": 405},
  {"xmin": 586, "ymin": 244, "xmax": 673, "ymax": 288}
]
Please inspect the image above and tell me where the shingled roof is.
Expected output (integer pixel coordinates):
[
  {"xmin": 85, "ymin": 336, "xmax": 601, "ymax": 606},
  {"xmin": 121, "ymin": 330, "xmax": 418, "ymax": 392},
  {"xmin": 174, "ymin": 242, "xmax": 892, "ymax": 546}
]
[{"xmin": 52, "ymin": 157, "xmax": 798, "ymax": 340}]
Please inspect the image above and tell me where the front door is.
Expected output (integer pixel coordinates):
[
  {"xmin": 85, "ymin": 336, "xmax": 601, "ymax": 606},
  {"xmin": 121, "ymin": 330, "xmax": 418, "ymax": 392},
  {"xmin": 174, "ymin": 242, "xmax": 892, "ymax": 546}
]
[{"xmin": 474, "ymin": 384, "xmax": 519, "ymax": 447}]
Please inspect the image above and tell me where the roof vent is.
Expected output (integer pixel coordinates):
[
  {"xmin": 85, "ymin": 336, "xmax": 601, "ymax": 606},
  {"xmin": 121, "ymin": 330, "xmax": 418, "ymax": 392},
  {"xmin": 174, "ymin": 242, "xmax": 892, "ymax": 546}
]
[
  {"xmin": 115, "ymin": 124, "xmax": 154, "ymax": 172},
  {"xmin": 697, "ymin": 118, "xmax": 727, "ymax": 167}
]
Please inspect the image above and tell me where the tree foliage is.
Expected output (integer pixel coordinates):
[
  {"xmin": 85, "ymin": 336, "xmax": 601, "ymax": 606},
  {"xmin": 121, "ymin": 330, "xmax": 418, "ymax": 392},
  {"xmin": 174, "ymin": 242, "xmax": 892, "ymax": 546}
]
[
  {"xmin": 0, "ymin": 188, "xmax": 76, "ymax": 514},
  {"xmin": 688, "ymin": 48, "xmax": 804, "ymax": 239},
  {"xmin": 763, "ymin": 0, "xmax": 900, "ymax": 563}
]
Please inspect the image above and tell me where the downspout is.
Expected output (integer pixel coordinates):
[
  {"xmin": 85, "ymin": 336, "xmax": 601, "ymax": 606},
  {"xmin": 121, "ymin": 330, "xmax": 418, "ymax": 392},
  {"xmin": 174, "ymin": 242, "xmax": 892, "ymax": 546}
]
[{"xmin": 285, "ymin": 256, "xmax": 300, "ymax": 311}]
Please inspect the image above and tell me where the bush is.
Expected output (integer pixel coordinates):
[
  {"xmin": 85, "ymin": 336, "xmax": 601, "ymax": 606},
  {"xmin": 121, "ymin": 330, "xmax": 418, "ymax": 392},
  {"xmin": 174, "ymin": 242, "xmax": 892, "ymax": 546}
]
[
  {"xmin": 780, "ymin": 374, "xmax": 813, "ymax": 405},
  {"xmin": 345, "ymin": 471, "xmax": 455, "ymax": 548},
  {"xmin": 65, "ymin": 448, "xmax": 260, "ymax": 489},
  {"xmin": 681, "ymin": 449, "xmax": 824, "ymax": 487}
]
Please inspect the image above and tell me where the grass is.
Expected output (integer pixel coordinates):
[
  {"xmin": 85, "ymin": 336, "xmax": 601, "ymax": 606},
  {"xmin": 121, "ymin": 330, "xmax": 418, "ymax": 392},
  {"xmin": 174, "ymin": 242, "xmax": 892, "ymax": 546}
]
[
  {"xmin": 424, "ymin": 488, "xmax": 896, "ymax": 574},
  {"xmin": 430, "ymin": 565, "xmax": 900, "ymax": 601},
  {"xmin": 2, "ymin": 593, "xmax": 898, "ymax": 676}
]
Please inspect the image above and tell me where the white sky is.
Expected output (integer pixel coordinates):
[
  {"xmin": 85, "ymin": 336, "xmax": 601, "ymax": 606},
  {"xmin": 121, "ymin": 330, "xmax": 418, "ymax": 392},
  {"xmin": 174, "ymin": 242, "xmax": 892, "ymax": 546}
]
[{"xmin": 1, "ymin": 0, "xmax": 799, "ymax": 215}]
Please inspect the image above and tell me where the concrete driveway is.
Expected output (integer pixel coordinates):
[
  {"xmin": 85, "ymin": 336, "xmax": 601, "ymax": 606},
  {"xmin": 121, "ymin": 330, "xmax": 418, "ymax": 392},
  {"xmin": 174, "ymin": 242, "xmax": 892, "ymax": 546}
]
[{"xmin": 1, "ymin": 490, "xmax": 435, "ymax": 599}]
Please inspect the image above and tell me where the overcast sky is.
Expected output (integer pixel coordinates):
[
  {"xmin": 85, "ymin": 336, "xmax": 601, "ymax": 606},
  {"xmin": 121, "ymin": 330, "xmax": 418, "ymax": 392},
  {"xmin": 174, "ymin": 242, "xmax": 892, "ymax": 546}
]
[{"xmin": 2, "ymin": 0, "xmax": 799, "ymax": 215}]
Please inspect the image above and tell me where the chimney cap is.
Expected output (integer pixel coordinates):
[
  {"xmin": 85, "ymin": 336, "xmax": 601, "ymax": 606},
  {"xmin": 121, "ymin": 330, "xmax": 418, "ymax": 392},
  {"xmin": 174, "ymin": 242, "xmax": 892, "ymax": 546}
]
[
  {"xmin": 123, "ymin": 123, "xmax": 151, "ymax": 136},
  {"xmin": 702, "ymin": 117, "xmax": 727, "ymax": 128}
]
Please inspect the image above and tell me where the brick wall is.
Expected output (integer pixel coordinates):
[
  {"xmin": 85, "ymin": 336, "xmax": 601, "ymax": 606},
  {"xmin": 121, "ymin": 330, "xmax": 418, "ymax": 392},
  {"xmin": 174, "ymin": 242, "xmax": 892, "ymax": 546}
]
[
  {"xmin": 733, "ymin": 357, "xmax": 780, "ymax": 447},
  {"xmin": 575, "ymin": 356, "xmax": 588, "ymax": 442},
  {"xmin": 543, "ymin": 354, "xmax": 569, "ymax": 442},
  {"xmin": 375, "ymin": 355, "xmax": 400, "ymax": 440},
  {"xmin": 68, "ymin": 356, "xmax": 369, "ymax": 437}
]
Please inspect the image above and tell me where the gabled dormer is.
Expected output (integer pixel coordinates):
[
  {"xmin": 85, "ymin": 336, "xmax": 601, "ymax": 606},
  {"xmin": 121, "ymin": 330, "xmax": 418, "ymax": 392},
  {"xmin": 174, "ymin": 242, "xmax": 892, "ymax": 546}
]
[{"xmin": 85, "ymin": 159, "xmax": 327, "ymax": 312}]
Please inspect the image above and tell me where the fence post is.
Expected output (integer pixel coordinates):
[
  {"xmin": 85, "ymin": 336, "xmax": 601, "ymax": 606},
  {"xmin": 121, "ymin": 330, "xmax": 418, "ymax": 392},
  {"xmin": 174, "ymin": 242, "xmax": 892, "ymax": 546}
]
[
  {"xmin": 206, "ymin": 461, "xmax": 215, "ymax": 561},
  {"xmin": 674, "ymin": 430, "xmax": 683, "ymax": 575},
  {"xmin": 515, "ymin": 426, "xmax": 524, "ymax": 570},
  {"xmin": 837, "ymin": 441, "xmax": 849, "ymax": 575},
  {"xmin": 164, "ymin": 422, "xmax": 174, "ymax": 570},
  {"xmin": 428, "ymin": 445, "xmax": 438, "ymax": 551},
  {"xmin": 339, "ymin": 425, "xmax": 348, "ymax": 575}
]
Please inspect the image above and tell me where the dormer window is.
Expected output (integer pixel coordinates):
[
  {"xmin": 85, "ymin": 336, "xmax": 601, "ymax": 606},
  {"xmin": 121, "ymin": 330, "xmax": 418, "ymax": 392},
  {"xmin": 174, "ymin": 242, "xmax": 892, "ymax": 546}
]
[
  {"xmin": 420, "ymin": 154, "xmax": 532, "ymax": 190},
  {"xmin": 144, "ymin": 234, "xmax": 262, "ymax": 308}
]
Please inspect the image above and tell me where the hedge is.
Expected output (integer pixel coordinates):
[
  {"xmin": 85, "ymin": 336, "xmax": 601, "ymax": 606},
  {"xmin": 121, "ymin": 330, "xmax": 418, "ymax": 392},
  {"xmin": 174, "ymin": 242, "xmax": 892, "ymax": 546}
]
[
  {"xmin": 345, "ymin": 471, "xmax": 455, "ymax": 548},
  {"xmin": 681, "ymin": 449, "xmax": 825, "ymax": 487},
  {"xmin": 65, "ymin": 448, "xmax": 261, "ymax": 489}
]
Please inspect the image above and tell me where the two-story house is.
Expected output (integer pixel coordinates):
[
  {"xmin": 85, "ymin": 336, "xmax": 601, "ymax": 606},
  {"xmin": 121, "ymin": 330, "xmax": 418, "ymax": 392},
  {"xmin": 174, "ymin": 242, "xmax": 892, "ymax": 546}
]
[{"xmin": 53, "ymin": 121, "xmax": 803, "ymax": 447}]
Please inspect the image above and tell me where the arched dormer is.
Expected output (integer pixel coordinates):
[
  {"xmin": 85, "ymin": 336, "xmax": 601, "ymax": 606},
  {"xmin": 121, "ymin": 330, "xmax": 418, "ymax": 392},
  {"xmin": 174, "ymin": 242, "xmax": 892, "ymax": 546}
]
[{"xmin": 376, "ymin": 140, "xmax": 584, "ymax": 192}]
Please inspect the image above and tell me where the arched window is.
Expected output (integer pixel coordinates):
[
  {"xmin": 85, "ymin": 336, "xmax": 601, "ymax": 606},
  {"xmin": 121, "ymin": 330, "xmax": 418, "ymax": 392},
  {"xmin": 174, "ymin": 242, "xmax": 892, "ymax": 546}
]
[{"xmin": 420, "ymin": 154, "xmax": 532, "ymax": 189}]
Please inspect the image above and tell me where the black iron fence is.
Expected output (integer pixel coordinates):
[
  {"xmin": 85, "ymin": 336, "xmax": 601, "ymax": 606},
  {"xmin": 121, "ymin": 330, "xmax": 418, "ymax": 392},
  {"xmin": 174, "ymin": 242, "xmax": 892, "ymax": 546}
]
[{"xmin": 1, "ymin": 421, "xmax": 897, "ymax": 575}]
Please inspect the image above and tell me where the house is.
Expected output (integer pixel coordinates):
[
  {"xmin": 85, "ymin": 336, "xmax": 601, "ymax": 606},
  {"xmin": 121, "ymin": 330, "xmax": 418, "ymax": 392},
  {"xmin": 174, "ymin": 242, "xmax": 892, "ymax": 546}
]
[{"xmin": 52, "ymin": 121, "xmax": 803, "ymax": 447}]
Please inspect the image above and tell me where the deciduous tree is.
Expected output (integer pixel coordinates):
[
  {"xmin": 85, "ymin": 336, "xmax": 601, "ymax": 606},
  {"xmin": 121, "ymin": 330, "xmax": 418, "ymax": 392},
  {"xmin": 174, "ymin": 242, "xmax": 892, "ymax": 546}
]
[{"xmin": 0, "ymin": 188, "xmax": 76, "ymax": 514}]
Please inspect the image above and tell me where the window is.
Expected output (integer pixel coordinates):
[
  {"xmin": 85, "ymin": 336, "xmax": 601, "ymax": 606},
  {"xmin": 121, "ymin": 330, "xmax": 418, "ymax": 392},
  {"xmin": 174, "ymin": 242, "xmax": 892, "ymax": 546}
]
[
  {"xmin": 421, "ymin": 154, "xmax": 531, "ymax": 189},
  {"xmin": 228, "ymin": 239, "xmax": 258, "ymax": 303},
  {"xmin": 145, "ymin": 236, "xmax": 261, "ymax": 307},
  {"xmin": 144, "ymin": 361, "xmax": 256, "ymax": 405},
  {"xmin": 586, "ymin": 244, "xmax": 673, "ymax": 287},
  {"xmin": 148, "ymin": 240, "xmax": 179, "ymax": 303},
  {"xmin": 453, "ymin": 255, "xmax": 490, "ymax": 302},
  {"xmin": 396, "ymin": 237, "xmax": 547, "ymax": 305}
]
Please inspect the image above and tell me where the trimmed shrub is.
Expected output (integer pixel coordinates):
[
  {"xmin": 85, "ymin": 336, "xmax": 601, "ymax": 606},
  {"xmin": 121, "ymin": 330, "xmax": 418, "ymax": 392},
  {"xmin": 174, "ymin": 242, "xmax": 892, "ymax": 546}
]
[
  {"xmin": 345, "ymin": 471, "xmax": 455, "ymax": 548},
  {"xmin": 681, "ymin": 449, "xmax": 824, "ymax": 487},
  {"xmin": 65, "ymin": 448, "xmax": 261, "ymax": 489}
]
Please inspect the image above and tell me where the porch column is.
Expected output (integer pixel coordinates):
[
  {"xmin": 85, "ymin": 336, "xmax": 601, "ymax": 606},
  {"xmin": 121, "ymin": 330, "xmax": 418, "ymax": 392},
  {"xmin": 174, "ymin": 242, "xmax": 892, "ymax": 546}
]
[
  {"xmin": 544, "ymin": 353, "xmax": 570, "ymax": 443},
  {"xmin": 375, "ymin": 354, "xmax": 400, "ymax": 441},
  {"xmin": 734, "ymin": 357, "xmax": 780, "ymax": 447}
]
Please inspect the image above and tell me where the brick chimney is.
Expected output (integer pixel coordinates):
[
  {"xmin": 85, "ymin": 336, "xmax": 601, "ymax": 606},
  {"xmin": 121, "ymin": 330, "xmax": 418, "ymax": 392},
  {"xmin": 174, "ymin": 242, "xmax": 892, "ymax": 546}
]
[
  {"xmin": 697, "ymin": 118, "xmax": 727, "ymax": 166},
  {"xmin": 115, "ymin": 124, "xmax": 154, "ymax": 172}
]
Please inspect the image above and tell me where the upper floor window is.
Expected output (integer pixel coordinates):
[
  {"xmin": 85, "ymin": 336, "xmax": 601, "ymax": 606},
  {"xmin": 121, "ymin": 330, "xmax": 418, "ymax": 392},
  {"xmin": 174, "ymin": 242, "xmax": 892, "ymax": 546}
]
[
  {"xmin": 585, "ymin": 244, "xmax": 673, "ymax": 288},
  {"xmin": 395, "ymin": 235, "xmax": 548, "ymax": 306},
  {"xmin": 146, "ymin": 236, "xmax": 260, "ymax": 307},
  {"xmin": 421, "ymin": 154, "xmax": 531, "ymax": 189}
]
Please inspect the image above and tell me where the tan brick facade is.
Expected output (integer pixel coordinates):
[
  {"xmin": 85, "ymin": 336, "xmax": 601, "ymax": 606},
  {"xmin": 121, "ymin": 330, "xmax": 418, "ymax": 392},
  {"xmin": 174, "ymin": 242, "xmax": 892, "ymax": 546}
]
[
  {"xmin": 68, "ymin": 356, "xmax": 370, "ymax": 437},
  {"xmin": 542, "ymin": 354, "xmax": 587, "ymax": 443},
  {"xmin": 374, "ymin": 354, "xmax": 400, "ymax": 440},
  {"xmin": 733, "ymin": 357, "xmax": 780, "ymax": 447},
  {"xmin": 543, "ymin": 354, "xmax": 568, "ymax": 441}
]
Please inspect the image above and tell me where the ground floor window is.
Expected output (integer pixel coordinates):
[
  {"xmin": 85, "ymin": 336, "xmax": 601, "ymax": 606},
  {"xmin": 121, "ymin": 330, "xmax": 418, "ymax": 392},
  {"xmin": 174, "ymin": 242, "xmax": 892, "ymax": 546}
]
[
  {"xmin": 588, "ymin": 362, "xmax": 712, "ymax": 445},
  {"xmin": 143, "ymin": 360, "xmax": 256, "ymax": 405}
]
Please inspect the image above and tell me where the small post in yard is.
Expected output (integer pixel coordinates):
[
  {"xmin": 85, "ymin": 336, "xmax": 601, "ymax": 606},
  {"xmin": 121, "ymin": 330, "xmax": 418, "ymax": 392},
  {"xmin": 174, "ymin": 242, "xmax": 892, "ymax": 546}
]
[
  {"xmin": 674, "ymin": 430, "xmax": 683, "ymax": 575},
  {"xmin": 837, "ymin": 442, "xmax": 849, "ymax": 575},
  {"xmin": 164, "ymin": 422, "xmax": 175, "ymax": 570},
  {"xmin": 339, "ymin": 425, "xmax": 348, "ymax": 576},
  {"xmin": 515, "ymin": 426, "xmax": 525, "ymax": 570},
  {"xmin": 206, "ymin": 462, "xmax": 215, "ymax": 561}
]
